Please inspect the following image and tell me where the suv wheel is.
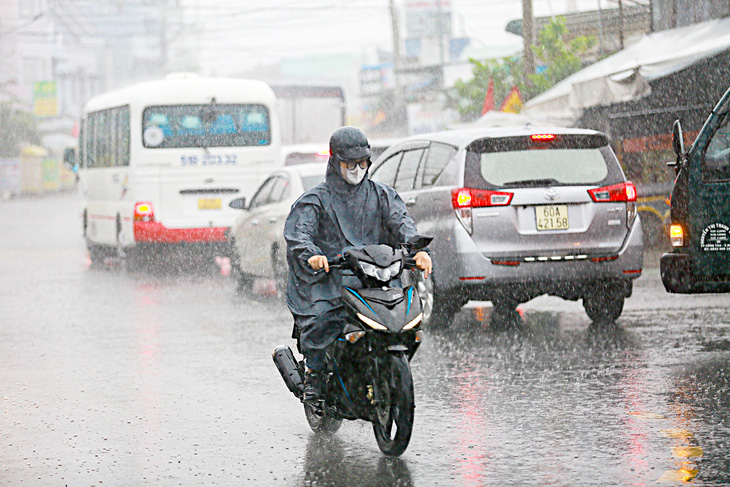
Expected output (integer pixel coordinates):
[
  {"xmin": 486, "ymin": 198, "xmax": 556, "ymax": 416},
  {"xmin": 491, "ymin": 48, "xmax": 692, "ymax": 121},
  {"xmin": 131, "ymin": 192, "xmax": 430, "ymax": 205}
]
[
  {"xmin": 490, "ymin": 297, "xmax": 524, "ymax": 331},
  {"xmin": 583, "ymin": 288, "xmax": 625, "ymax": 322}
]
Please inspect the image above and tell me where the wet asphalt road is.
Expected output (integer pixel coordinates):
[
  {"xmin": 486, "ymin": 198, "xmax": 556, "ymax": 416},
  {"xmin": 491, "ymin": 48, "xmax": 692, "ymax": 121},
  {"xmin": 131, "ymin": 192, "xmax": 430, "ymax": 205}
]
[{"xmin": 1, "ymin": 192, "xmax": 730, "ymax": 487}]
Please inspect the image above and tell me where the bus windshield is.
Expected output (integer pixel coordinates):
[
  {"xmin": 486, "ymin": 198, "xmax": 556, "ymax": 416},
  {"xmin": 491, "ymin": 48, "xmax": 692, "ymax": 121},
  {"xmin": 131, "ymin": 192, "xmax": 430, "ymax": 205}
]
[{"xmin": 142, "ymin": 104, "xmax": 271, "ymax": 149}]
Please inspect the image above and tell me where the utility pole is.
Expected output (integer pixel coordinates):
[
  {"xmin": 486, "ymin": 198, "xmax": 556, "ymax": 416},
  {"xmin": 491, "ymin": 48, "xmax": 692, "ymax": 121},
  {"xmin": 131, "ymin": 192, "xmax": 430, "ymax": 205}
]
[
  {"xmin": 618, "ymin": 0, "xmax": 625, "ymax": 50},
  {"xmin": 522, "ymin": 0, "xmax": 535, "ymax": 81},
  {"xmin": 437, "ymin": 0, "xmax": 445, "ymax": 90},
  {"xmin": 389, "ymin": 0, "xmax": 406, "ymax": 135},
  {"xmin": 597, "ymin": 0, "xmax": 604, "ymax": 57}
]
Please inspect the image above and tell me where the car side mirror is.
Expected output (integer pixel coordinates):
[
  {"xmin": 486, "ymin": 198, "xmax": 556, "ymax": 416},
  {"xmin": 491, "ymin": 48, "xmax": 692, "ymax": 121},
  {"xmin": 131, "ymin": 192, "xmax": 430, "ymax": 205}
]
[
  {"xmin": 668, "ymin": 119, "xmax": 685, "ymax": 173},
  {"xmin": 229, "ymin": 197, "xmax": 247, "ymax": 210},
  {"xmin": 63, "ymin": 147, "xmax": 76, "ymax": 168}
]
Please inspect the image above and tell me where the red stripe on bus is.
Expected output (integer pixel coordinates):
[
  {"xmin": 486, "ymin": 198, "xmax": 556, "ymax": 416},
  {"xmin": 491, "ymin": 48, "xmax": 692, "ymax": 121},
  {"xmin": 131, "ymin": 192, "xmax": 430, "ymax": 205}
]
[
  {"xmin": 134, "ymin": 222, "xmax": 227, "ymax": 243},
  {"xmin": 88, "ymin": 214, "xmax": 116, "ymax": 221}
]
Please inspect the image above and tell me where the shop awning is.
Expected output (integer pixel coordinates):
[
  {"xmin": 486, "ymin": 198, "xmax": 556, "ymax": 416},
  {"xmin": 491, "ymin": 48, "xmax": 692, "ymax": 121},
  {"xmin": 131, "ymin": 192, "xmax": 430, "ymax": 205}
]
[{"xmin": 522, "ymin": 17, "xmax": 730, "ymax": 121}]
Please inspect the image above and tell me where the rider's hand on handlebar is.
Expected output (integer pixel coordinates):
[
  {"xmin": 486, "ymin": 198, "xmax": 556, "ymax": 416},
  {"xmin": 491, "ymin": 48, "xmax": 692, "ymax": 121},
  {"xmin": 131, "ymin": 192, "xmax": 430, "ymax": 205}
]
[
  {"xmin": 414, "ymin": 251, "xmax": 432, "ymax": 280},
  {"xmin": 308, "ymin": 255, "xmax": 329, "ymax": 273}
]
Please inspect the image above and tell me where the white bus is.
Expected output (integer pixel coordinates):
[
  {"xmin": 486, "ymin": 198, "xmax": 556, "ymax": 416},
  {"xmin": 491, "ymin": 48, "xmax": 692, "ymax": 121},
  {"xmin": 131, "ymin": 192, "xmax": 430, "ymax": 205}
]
[{"xmin": 67, "ymin": 74, "xmax": 281, "ymax": 265}]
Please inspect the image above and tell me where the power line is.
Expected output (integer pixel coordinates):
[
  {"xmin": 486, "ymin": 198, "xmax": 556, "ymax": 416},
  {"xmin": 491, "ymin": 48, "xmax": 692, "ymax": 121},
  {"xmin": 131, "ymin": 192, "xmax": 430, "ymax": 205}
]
[{"xmin": 0, "ymin": 13, "xmax": 45, "ymax": 39}]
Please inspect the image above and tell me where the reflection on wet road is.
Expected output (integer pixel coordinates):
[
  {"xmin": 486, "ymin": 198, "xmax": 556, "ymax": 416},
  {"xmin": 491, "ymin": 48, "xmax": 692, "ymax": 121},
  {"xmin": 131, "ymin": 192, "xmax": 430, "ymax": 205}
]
[{"xmin": 1, "ymin": 193, "xmax": 729, "ymax": 486}]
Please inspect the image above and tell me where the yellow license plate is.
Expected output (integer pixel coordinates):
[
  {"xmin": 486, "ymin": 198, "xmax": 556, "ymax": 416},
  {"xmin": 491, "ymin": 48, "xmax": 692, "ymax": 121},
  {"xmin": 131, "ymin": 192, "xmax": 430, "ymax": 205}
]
[
  {"xmin": 198, "ymin": 198, "xmax": 221, "ymax": 210},
  {"xmin": 536, "ymin": 205, "xmax": 569, "ymax": 230}
]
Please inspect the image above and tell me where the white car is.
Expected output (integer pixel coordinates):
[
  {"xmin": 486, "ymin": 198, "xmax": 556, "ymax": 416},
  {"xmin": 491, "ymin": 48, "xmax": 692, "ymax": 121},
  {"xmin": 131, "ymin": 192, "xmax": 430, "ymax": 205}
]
[
  {"xmin": 282, "ymin": 143, "xmax": 330, "ymax": 166},
  {"xmin": 228, "ymin": 163, "xmax": 327, "ymax": 293}
]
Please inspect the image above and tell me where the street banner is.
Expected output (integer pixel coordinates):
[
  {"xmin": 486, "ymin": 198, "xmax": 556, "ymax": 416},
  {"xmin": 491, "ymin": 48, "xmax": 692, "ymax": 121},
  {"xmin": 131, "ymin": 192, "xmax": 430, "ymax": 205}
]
[{"xmin": 33, "ymin": 81, "xmax": 58, "ymax": 118}]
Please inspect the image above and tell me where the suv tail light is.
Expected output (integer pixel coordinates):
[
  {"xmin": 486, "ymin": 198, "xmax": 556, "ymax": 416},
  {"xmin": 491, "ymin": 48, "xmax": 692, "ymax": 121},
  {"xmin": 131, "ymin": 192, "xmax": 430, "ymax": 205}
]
[
  {"xmin": 451, "ymin": 188, "xmax": 513, "ymax": 234},
  {"xmin": 134, "ymin": 202, "xmax": 155, "ymax": 222},
  {"xmin": 587, "ymin": 181, "xmax": 637, "ymax": 228},
  {"xmin": 587, "ymin": 182, "xmax": 637, "ymax": 202}
]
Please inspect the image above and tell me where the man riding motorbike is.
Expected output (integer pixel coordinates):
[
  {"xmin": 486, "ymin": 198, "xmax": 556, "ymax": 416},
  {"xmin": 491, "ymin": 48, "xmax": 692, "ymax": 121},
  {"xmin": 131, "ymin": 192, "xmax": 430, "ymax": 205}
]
[{"xmin": 283, "ymin": 126, "xmax": 432, "ymax": 404}]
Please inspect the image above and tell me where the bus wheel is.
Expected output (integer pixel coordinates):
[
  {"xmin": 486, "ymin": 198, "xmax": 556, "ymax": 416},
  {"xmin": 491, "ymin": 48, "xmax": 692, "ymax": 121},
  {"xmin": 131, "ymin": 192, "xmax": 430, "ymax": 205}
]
[{"xmin": 86, "ymin": 241, "xmax": 108, "ymax": 268}]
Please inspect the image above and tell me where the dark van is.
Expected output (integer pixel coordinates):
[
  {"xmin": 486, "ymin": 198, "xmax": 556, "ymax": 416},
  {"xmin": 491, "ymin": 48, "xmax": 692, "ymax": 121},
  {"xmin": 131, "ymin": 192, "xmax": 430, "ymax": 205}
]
[{"xmin": 661, "ymin": 86, "xmax": 730, "ymax": 293}]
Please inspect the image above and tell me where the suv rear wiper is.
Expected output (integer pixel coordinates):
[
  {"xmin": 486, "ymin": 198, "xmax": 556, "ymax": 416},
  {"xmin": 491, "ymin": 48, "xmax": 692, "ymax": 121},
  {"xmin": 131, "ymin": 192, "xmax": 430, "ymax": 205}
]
[{"xmin": 501, "ymin": 178, "xmax": 561, "ymax": 188}]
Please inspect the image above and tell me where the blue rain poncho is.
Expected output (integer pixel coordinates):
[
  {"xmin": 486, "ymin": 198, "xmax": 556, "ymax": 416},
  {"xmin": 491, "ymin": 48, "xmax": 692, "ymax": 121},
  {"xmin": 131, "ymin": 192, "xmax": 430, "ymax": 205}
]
[{"xmin": 284, "ymin": 156, "xmax": 422, "ymax": 358}]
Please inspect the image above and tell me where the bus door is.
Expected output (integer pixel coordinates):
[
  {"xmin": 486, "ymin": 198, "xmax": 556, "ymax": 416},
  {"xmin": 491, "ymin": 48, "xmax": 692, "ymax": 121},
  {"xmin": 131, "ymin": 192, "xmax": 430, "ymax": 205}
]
[{"xmin": 82, "ymin": 107, "xmax": 131, "ymax": 246}]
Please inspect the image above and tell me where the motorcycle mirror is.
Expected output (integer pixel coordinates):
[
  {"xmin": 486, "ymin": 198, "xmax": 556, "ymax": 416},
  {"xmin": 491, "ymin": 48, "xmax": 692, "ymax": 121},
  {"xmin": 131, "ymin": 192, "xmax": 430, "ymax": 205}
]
[{"xmin": 406, "ymin": 235, "xmax": 433, "ymax": 251}]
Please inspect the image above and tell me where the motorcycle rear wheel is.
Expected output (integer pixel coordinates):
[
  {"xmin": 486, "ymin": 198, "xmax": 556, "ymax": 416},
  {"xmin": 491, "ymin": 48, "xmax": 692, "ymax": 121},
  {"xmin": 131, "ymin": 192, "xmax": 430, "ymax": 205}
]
[
  {"xmin": 372, "ymin": 354, "xmax": 415, "ymax": 456},
  {"xmin": 304, "ymin": 402, "xmax": 342, "ymax": 434}
]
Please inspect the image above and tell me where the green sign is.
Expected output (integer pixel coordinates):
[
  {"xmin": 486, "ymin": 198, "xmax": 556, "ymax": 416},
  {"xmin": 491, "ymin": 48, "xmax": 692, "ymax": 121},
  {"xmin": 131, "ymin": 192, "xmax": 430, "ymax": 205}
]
[{"xmin": 34, "ymin": 81, "xmax": 58, "ymax": 117}]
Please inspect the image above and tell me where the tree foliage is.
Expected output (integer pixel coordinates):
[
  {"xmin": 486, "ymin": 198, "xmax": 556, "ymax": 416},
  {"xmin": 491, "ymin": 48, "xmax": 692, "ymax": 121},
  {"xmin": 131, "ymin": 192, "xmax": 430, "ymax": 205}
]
[
  {"xmin": 449, "ymin": 16, "xmax": 596, "ymax": 122},
  {"xmin": 0, "ymin": 104, "xmax": 41, "ymax": 157},
  {"xmin": 449, "ymin": 57, "xmax": 522, "ymax": 121},
  {"xmin": 527, "ymin": 16, "xmax": 596, "ymax": 96}
]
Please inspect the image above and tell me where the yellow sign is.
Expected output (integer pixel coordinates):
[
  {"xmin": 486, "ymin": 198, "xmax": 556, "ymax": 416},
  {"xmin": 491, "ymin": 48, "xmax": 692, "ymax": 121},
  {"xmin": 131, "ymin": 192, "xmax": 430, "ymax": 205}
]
[
  {"xmin": 33, "ymin": 81, "xmax": 58, "ymax": 117},
  {"xmin": 499, "ymin": 86, "xmax": 523, "ymax": 114}
]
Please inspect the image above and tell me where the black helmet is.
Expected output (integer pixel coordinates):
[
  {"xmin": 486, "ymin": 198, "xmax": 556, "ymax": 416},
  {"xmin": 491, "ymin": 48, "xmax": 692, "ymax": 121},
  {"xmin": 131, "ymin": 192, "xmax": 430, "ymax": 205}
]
[{"xmin": 329, "ymin": 126, "xmax": 371, "ymax": 161}]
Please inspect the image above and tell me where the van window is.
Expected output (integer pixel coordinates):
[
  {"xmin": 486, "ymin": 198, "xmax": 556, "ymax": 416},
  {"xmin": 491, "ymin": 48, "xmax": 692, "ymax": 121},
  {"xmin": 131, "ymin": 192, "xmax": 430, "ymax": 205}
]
[
  {"xmin": 703, "ymin": 114, "xmax": 730, "ymax": 182},
  {"xmin": 142, "ymin": 104, "xmax": 271, "ymax": 148}
]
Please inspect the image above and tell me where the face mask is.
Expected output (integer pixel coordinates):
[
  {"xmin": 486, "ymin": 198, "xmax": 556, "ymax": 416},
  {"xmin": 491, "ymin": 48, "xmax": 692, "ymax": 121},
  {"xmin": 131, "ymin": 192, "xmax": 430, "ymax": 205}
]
[{"xmin": 341, "ymin": 164, "xmax": 367, "ymax": 185}]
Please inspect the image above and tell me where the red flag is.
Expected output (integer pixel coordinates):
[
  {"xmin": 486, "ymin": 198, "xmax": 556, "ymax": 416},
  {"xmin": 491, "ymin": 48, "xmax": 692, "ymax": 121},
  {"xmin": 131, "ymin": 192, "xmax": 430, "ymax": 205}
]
[{"xmin": 480, "ymin": 78, "xmax": 495, "ymax": 115}]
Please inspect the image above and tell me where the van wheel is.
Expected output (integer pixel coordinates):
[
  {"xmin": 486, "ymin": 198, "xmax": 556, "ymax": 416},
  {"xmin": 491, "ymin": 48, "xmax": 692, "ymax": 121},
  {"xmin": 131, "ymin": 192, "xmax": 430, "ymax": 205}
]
[{"xmin": 583, "ymin": 289, "xmax": 625, "ymax": 323}]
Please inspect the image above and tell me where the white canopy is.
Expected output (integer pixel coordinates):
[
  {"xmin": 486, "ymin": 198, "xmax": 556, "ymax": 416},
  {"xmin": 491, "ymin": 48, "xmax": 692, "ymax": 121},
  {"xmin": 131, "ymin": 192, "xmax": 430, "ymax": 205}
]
[{"xmin": 522, "ymin": 17, "xmax": 730, "ymax": 120}]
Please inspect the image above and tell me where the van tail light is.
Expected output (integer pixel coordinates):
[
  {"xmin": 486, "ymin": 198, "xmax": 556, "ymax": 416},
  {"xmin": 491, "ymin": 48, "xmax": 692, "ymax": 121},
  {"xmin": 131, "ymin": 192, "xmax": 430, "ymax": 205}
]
[
  {"xmin": 588, "ymin": 181, "xmax": 637, "ymax": 228},
  {"xmin": 670, "ymin": 224, "xmax": 684, "ymax": 247},
  {"xmin": 134, "ymin": 202, "xmax": 155, "ymax": 222},
  {"xmin": 451, "ymin": 188, "xmax": 513, "ymax": 235}
]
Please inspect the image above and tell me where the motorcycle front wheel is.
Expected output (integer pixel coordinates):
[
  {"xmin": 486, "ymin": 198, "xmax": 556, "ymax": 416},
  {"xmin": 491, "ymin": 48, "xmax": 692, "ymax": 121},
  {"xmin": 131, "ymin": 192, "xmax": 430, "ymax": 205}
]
[
  {"xmin": 304, "ymin": 402, "xmax": 342, "ymax": 434},
  {"xmin": 372, "ymin": 354, "xmax": 415, "ymax": 456}
]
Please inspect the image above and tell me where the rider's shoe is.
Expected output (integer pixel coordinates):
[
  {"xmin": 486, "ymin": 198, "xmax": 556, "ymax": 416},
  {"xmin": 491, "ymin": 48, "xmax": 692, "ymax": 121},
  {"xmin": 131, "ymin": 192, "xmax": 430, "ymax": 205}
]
[{"xmin": 303, "ymin": 369, "xmax": 324, "ymax": 404}]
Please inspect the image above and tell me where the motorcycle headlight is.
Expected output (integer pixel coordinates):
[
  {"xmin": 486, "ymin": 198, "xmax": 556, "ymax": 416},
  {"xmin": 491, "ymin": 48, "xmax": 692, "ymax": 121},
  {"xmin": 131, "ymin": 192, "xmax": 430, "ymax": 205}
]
[
  {"xmin": 359, "ymin": 261, "xmax": 393, "ymax": 281},
  {"xmin": 388, "ymin": 260, "xmax": 402, "ymax": 278}
]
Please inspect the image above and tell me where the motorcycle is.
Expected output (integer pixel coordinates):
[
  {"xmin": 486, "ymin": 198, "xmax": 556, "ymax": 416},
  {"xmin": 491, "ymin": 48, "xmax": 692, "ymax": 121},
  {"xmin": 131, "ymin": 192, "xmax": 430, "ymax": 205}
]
[{"xmin": 273, "ymin": 236, "xmax": 432, "ymax": 456}]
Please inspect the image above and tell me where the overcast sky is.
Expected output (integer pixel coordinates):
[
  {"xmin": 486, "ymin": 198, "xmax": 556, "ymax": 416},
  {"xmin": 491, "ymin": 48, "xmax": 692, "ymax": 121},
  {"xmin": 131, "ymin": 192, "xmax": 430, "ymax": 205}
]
[{"xmin": 181, "ymin": 0, "xmax": 628, "ymax": 74}]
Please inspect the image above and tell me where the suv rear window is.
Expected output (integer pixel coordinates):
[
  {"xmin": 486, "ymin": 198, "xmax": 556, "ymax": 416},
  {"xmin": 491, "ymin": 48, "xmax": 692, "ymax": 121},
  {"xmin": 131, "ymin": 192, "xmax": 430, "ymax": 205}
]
[{"xmin": 465, "ymin": 134, "xmax": 621, "ymax": 188}]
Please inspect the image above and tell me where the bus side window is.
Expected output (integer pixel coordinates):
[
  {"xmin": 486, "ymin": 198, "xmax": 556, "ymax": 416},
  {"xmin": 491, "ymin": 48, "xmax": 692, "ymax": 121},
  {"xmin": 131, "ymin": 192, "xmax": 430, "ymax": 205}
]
[
  {"xmin": 78, "ymin": 120, "xmax": 86, "ymax": 169},
  {"xmin": 704, "ymin": 114, "xmax": 730, "ymax": 182},
  {"xmin": 118, "ymin": 106, "xmax": 130, "ymax": 166},
  {"xmin": 107, "ymin": 108, "xmax": 117, "ymax": 168},
  {"xmin": 87, "ymin": 112, "xmax": 99, "ymax": 168}
]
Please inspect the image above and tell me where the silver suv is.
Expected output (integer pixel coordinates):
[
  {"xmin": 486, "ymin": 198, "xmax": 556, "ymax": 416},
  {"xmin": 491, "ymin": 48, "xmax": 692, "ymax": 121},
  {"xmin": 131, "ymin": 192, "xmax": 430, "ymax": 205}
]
[{"xmin": 370, "ymin": 127, "xmax": 643, "ymax": 327}]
